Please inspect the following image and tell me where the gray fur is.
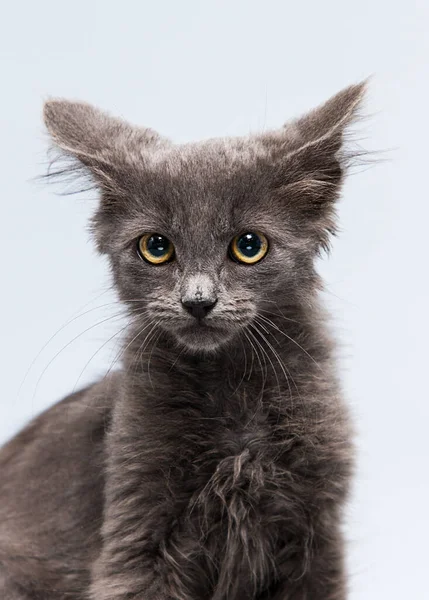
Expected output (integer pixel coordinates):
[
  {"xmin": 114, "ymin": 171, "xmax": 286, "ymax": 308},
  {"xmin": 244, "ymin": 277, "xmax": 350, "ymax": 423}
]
[{"xmin": 0, "ymin": 82, "xmax": 366, "ymax": 599}]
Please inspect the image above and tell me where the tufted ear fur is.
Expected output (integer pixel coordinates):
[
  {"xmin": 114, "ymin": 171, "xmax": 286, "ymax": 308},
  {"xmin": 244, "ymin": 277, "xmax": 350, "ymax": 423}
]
[
  {"xmin": 262, "ymin": 81, "xmax": 367, "ymax": 252},
  {"xmin": 43, "ymin": 100, "xmax": 168, "ymax": 191},
  {"xmin": 287, "ymin": 81, "xmax": 366, "ymax": 149}
]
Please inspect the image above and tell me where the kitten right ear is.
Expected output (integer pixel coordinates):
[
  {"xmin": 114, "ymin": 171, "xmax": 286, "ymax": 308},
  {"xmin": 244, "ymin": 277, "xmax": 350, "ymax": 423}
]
[{"xmin": 43, "ymin": 100, "xmax": 167, "ymax": 187}]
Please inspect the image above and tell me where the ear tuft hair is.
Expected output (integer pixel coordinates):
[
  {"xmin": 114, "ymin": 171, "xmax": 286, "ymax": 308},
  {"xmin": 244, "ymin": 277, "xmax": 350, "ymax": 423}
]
[
  {"xmin": 290, "ymin": 80, "xmax": 368, "ymax": 149},
  {"xmin": 44, "ymin": 100, "xmax": 165, "ymax": 161},
  {"xmin": 43, "ymin": 99, "xmax": 169, "ymax": 194},
  {"xmin": 261, "ymin": 81, "xmax": 370, "ymax": 255}
]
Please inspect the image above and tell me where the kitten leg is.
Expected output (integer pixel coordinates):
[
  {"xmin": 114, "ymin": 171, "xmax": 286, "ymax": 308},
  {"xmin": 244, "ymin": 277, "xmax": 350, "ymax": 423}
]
[{"xmin": 88, "ymin": 436, "xmax": 183, "ymax": 600}]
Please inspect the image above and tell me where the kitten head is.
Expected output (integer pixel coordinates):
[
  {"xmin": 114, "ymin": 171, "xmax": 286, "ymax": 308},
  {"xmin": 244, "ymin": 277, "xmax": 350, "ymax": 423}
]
[{"xmin": 44, "ymin": 83, "xmax": 365, "ymax": 353}]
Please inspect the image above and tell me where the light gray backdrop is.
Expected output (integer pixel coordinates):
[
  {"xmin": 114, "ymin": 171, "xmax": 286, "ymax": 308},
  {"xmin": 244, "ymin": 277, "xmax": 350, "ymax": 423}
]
[{"xmin": 1, "ymin": 1, "xmax": 428, "ymax": 598}]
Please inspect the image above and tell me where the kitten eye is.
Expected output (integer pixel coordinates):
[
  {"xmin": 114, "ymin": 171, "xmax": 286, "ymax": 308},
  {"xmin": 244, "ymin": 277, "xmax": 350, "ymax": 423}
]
[
  {"xmin": 229, "ymin": 232, "xmax": 268, "ymax": 264},
  {"xmin": 137, "ymin": 233, "xmax": 175, "ymax": 265}
]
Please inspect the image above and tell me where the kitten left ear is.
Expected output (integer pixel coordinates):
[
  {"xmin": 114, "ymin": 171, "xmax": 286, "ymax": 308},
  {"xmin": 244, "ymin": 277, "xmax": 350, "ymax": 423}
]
[
  {"xmin": 286, "ymin": 81, "xmax": 367, "ymax": 151},
  {"xmin": 263, "ymin": 80, "xmax": 367, "ymax": 167},
  {"xmin": 262, "ymin": 81, "xmax": 367, "ymax": 252}
]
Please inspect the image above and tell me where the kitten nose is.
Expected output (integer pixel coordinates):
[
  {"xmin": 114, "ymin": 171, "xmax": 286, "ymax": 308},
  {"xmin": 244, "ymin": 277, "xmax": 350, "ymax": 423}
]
[{"xmin": 181, "ymin": 298, "xmax": 217, "ymax": 320}]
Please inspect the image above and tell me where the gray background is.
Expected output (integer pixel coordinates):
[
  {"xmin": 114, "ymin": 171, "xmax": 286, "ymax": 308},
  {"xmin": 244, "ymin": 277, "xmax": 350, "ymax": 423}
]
[{"xmin": 1, "ymin": 1, "xmax": 428, "ymax": 598}]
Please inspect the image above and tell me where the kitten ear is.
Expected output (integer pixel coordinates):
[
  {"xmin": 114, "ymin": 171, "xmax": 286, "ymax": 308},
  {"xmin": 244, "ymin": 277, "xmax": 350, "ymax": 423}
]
[
  {"xmin": 262, "ymin": 82, "xmax": 368, "ymax": 253},
  {"xmin": 43, "ymin": 100, "xmax": 167, "ymax": 188},
  {"xmin": 262, "ymin": 81, "xmax": 368, "ymax": 182},
  {"xmin": 286, "ymin": 81, "xmax": 367, "ymax": 151}
]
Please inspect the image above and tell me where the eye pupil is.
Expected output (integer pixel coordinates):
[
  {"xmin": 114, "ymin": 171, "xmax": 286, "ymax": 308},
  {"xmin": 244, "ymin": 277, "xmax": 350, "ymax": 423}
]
[
  {"xmin": 237, "ymin": 233, "xmax": 261, "ymax": 257},
  {"xmin": 147, "ymin": 235, "xmax": 169, "ymax": 257},
  {"xmin": 138, "ymin": 233, "xmax": 174, "ymax": 264},
  {"xmin": 229, "ymin": 231, "xmax": 268, "ymax": 264}
]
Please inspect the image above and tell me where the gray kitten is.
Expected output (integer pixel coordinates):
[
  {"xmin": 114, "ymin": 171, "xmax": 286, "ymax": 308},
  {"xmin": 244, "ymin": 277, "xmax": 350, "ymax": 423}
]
[{"xmin": 0, "ymin": 82, "xmax": 366, "ymax": 600}]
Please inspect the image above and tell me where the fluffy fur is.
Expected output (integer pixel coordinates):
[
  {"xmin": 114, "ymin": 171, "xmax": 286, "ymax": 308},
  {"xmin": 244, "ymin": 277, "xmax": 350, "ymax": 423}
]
[{"xmin": 0, "ymin": 82, "xmax": 366, "ymax": 600}]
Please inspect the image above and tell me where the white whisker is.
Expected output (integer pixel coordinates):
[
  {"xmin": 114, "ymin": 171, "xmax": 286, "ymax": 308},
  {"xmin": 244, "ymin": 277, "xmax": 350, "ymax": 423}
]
[{"xmin": 256, "ymin": 313, "xmax": 323, "ymax": 372}]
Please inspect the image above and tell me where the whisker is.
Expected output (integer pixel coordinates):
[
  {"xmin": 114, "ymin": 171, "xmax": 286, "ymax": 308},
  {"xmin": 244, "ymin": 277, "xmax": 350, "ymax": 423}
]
[
  {"xmin": 64, "ymin": 318, "xmax": 135, "ymax": 425},
  {"xmin": 67, "ymin": 288, "xmax": 111, "ymax": 320},
  {"xmin": 105, "ymin": 317, "xmax": 157, "ymax": 381},
  {"xmin": 239, "ymin": 334, "xmax": 249, "ymax": 382},
  {"xmin": 70, "ymin": 318, "xmax": 137, "ymax": 395},
  {"xmin": 242, "ymin": 328, "xmax": 267, "ymax": 427},
  {"xmin": 18, "ymin": 302, "xmax": 149, "ymax": 397},
  {"xmin": 168, "ymin": 344, "xmax": 187, "ymax": 372},
  {"xmin": 259, "ymin": 302, "xmax": 301, "ymax": 324},
  {"xmin": 244, "ymin": 331, "xmax": 255, "ymax": 382},
  {"xmin": 147, "ymin": 326, "xmax": 163, "ymax": 390},
  {"xmin": 125, "ymin": 319, "xmax": 162, "ymax": 386},
  {"xmin": 227, "ymin": 335, "xmax": 249, "ymax": 398},
  {"xmin": 249, "ymin": 323, "xmax": 282, "ymax": 396},
  {"xmin": 18, "ymin": 302, "xmax": 124, "ymax": 397},
  {"xmin": 256, "ymin": 313, "xmax": 323, "ymax": 371},
  {"xmin": 244, "ymin": 328, "xmax": 268, "ymax": 400},
  {"xmin": 30, "ymin": 310, "xmax": 137, "ymax": 405},
  {"xmin": 254, "ymin": 317, "xmax": 296, "ymax": 405}
]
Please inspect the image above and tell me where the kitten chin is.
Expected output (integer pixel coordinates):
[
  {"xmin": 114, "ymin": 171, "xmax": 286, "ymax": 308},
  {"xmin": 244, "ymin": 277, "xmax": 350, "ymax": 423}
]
[{"xmin": 170, "ymin": 321, "xmax": 236, "ymax": 352}]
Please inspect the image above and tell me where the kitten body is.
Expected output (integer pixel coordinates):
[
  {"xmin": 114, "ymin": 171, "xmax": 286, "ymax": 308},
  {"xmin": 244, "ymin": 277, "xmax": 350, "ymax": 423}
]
[{"xmin": 0, "ymin": 83, "xmax": 365, "ymax": 600}]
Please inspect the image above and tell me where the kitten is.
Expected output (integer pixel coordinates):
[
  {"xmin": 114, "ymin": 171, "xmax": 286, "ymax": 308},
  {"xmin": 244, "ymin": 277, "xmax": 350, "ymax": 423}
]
[{"xmin": 0, "ymin": 82, "xmax": 366, "ymax": 600}]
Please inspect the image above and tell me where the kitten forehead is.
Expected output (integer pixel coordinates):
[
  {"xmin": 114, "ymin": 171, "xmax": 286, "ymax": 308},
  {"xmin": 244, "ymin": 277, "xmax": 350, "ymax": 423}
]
[{"xmin": 141, "ymin": 135, "xmax": 271, "ymax": 175}]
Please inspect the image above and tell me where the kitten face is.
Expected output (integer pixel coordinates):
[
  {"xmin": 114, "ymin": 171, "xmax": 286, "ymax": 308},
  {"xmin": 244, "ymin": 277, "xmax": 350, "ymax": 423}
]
[
  {"xmin": 99, "ymin": 141, "xmax": 319, "ymax": 352},
  {"xmin": 43, "ymin": 83, "xmax": 365, "ymax": 352}
]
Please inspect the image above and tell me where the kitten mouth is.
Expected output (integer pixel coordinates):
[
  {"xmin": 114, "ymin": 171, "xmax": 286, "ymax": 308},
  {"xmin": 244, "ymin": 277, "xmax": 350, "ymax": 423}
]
[
  {"xmin": 182, "ymin": 321, "xmax": 223, "ymax": 331},
  {"xmin": 172, "ymin": 320, "xmax": 234, "ymax": 351}
]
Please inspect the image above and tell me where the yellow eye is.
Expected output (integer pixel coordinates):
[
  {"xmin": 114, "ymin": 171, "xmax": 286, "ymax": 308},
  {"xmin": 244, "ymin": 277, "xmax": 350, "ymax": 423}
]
[
  {"xmin": 138, "ymin": 233, "xmax": 175, "ymax": 265},
  {"xmin": 229, "ymin": 232, "xmax": 269, "ymax": 264}
]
